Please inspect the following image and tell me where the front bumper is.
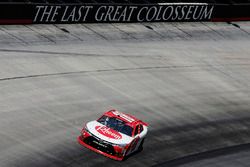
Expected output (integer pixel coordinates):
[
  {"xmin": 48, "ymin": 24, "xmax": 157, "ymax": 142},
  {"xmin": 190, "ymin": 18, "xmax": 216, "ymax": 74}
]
[{"xmin": 78, "ymin": 136, "xmax": 124, "ymax": 161}]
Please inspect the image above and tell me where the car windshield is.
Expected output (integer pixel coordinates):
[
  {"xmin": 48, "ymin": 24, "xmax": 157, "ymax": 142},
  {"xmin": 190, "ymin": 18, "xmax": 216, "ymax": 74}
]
[{"xmin": 97, "ymin": 115, "xmax": 133, "ymax": 137}]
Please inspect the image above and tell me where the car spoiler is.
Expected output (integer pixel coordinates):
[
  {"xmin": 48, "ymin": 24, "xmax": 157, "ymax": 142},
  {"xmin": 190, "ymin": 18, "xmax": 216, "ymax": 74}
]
[{"xmin": 141, "ymin": 121, "xmax": 149, "ymax": 127}]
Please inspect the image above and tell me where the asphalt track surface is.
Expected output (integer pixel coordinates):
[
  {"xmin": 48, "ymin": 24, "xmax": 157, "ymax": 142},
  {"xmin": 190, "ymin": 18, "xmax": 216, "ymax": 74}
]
[{"xmin": 0, "ymin": 22, "xmax": 250, "ymax": 167}]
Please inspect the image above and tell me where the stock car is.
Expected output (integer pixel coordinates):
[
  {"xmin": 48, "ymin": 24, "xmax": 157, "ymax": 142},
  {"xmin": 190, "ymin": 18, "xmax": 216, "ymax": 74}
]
[{"xmin": 78, "ymin": 109, "xmax": 148, "ymax": 161}]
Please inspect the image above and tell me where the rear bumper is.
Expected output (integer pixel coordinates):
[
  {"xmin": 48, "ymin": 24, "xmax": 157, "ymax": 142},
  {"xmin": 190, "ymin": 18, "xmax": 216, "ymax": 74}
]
[{"xmin": 78, "ymin": 136, "xmax": 124, "ymax": 161}]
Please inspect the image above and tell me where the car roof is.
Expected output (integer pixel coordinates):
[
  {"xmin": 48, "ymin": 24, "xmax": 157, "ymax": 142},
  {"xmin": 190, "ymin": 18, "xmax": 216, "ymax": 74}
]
[{"xmin": 103, "ymin": 109, "xmax": 148, "ymax": 127}]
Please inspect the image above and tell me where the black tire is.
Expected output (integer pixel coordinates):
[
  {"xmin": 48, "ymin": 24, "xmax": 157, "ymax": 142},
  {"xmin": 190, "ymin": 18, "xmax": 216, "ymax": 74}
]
[
  {"xmin": 138, "ymin": 139, "xmax": 144, "ymax": 152},
  {"xmin": 122, "ymin": 139, "xmax": 145, "ymax": 161}
]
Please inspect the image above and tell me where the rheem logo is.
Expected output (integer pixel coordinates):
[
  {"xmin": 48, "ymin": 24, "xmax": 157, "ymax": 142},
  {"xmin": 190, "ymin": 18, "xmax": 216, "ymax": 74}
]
[{"xmin": 95, "ymin": 126, "xmax": 122, "ymax": 140}]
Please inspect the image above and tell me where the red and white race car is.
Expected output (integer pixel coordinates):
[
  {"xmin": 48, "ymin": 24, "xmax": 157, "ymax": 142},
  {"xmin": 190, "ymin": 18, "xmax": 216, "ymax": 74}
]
[{"xmin": 78, "ymin": 109, "xmax": 148, "ymax": 161}]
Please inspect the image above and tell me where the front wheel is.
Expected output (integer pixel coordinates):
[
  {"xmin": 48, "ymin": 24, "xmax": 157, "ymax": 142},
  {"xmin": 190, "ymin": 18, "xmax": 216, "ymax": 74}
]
[
  {"xmin": 122, "ymin": 139, "xmax": 145, "ymax": 161},
  {"xmin": 138, "ymin": 139, "xmax": 144, "ymax": 152}
]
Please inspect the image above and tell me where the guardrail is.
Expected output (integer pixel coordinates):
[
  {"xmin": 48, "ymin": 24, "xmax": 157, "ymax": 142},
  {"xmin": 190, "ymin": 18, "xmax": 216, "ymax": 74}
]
[{"xmin": 0, "ymin": 3, "xmax": 249, "ymax": 24}]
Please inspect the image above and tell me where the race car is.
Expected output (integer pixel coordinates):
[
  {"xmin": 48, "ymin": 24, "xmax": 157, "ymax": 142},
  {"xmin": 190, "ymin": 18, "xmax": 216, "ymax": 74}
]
[{"xmin": 78, "ymin": 109, "xmax": 148, "ymax": 161}]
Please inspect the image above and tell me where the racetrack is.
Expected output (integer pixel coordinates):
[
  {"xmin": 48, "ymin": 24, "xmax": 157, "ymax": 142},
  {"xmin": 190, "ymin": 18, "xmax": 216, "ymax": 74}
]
[{"xmin": 0, "ymin": 22, "xmax": 250, "ymax": 167}]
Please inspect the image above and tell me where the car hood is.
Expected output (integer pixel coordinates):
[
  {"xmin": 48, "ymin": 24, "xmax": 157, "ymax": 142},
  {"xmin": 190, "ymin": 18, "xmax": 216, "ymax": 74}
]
[{"xmin": 86, "ymin": 121, "xmax": 133, "ymax": 145}]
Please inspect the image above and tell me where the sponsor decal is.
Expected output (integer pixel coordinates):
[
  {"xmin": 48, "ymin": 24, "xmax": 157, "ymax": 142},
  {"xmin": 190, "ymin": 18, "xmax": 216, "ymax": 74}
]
[
  {"xmin": 95, "ymin": 126, "xmax": 122, "ymax": 140},
  {"xmin": 93, "ymin": 140, "xmax": 108, "ymax": 148},
  {"xmin": 112, "ymin": 111, "xmax": 135, "ymax": 123},
  {"xmin": 33, "ymin": 4, "xmax": 214, "ymax": 23}
]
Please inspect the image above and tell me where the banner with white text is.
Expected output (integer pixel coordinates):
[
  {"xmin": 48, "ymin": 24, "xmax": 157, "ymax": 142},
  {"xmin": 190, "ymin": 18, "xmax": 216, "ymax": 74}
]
[
  {"xmin": 0, "ymin": 3, "xmax": 249, "ymax": 24},
  {"xmin": 33, "ymin": 4, "xmax": 215, "ymax": 23}
]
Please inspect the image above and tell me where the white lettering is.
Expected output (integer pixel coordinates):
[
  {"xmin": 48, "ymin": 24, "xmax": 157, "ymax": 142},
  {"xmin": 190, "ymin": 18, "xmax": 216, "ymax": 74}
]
[
  {"xmin": 118, "ymin": 7, "xmax": 127, "ymax": 21},
  {"xmin": 112, "ymin": 111, "xmax": 135, "ymax": 122},
  {"xmin": 95, "ymin": 6, "xmax": 106, "ymax": 21},
  {"xmin": 82, "ymin": 6, "xmax": 93, "ymax": 21},
  {"xmin": 192, "ymin": 5, "xmax": 201, "ymax": 20},
  {"xmin": 127, "ymin": 6, "xmax": 137, "ymax": 21},
  {"xmin": 146, "ymin": 6, "xmax": 157, "ymax": 21},
  {"xmin": 200, "ymin": 6, "xmax": 214, "ymax": 19},
  {"xmin": 67, "ymin": 6, "xmax": 77, "ymax": 21},
  {"xmin": 51, "ymin": 6, "xmax": 61, "ymax": 22},
  {"xmin": 75, "ymin": 6, "xmax": 84, "ymax": 22},
  {"xmin": 185, "ymin": 6, "xmax": 194, "ymax": 20},
  {"xmin": 178, "ymin": 5, "xmax": 187, "ymax": 20},
  {"xmin": 41, "ymin": 6, "xmax": 54, "ymax": 22},
  {"xmin": 113, "ymin": 6, "xmax": 122, "ymax": 21},
  {"xmin": 137, "ymin": 7, "xmax": 148, "ymax": 22},
  {"xmin": 163, "ymin": 6, "xmax": 173, "ymax": 21},
  {"xmin": 155, "ymin": 6, "xmax": 163, "ymax": 21},
  {"xmin": 34, "ymin": 6, "xmax": 44, "ymax": 22},
  {"xmin": 61, "ymin": 6, "xmax": 69, "ymax": 22},
  {"xmin": 104, "ymin": 6, "xmax": 115, "ymax": 21},
  {"xmin": 97, "ymin": 126, "xmax": 121, "ymax": 140},
  {"xmin": 172, "ymin": 5, "xmax": 181, "ymax": 20},
  {"xmin": 33, "ymin": 5, "xmax": 214, "ymax": 23}
]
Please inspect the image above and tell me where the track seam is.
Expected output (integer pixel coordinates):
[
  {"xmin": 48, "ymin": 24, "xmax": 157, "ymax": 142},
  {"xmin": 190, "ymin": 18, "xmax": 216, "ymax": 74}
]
[
  {"xmin": 152, "ymin": 143, "xmax": 250, "ymax": 167},
  {"xmin": 1, "ymin": 63, "xmax": 250, "ymax": 82}
]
